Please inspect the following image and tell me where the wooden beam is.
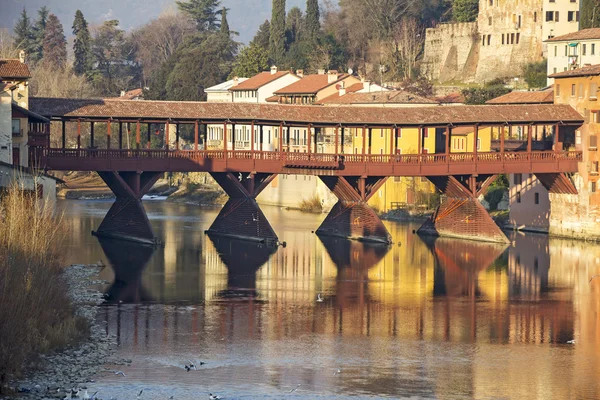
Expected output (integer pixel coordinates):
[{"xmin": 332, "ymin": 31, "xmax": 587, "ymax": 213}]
[
  {"xmin": 362, "ymin": 126, "xmax": 366, "ymax": 157},
  {"xmin": 335, "ymin": 125, "xmax": 339, "ymax": 154},
  {"xmin": 118, "ymin": 122, "xmax": 123, "ymax": 149},
  {"xmin": 307, "ymin": 123, "xmax": 312, "ymax": 154},
  {"xmin": 62, "ymin": 120, "xmax": 66, "ymax": 149},
  {"xmin": 90, "ymin": 121, "xmax": 95, "ymax": 148},
  {"xmin": 176, "ymin": 123, "xmax": 180, "ymax": 150},
  {"xmin": 445, "ymin": 126, "xmax": 450, "ymax": 156},
  {"xmin": 165, "ymin": 120, "xmax": 170, "ymax": 150},
  {"xmin": 251, "ymin": 121, "xmax": 255, "ymax": 153},
  {"xmin": 194, "ymin": 121, "xmax": 199, "ymax": 151},
  {"xmin": 136, "ymin": 121, "xmax": 141, "ymax": 149},
  {"xmin": 107, "ymin": 120, "xmax": 111, "ymax": 149},
  {"xmin": 147, "ymin": 123, "xmax": 151, "ymax": 149}
]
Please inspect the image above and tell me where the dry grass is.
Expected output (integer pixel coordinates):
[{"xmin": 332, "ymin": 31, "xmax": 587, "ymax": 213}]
[
  {"xmin": 0, "ymin": 186, "xmax": 86, "ymax": 391},
  {"xmin": 299, "ymin": 195, "xmax": 323, "ymax": 213}
]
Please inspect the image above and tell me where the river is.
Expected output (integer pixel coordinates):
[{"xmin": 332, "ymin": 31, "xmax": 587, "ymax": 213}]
[{"xmin": 58, "ymin": 199, "xmax": 600, "ymax": 399}]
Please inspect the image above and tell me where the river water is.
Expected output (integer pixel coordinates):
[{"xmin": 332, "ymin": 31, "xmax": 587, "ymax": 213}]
[{"xmin": 58, "ymin": 200, "xmax": 600, "ymax": 399}]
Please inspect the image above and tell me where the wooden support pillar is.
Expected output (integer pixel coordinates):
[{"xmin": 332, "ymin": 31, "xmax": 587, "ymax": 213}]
[
  {"xmin": 90, "ymin": 121, "xmax": 95, "ymax": 148},
  {"xmin": 223, "ymin": 122, "xmax": 228, "ymax": 154},
  {"xmin": 176, "ymin": 123, "xmax": 180, "ymax": 150},
  {"xmin": 335, "ymin": 125, "xmax": 339, "ymax": 154},
  {"xmin": 203, "ymin": 123, "xmax": 208, "ymax": 150},
  {"xmin": 362, "ymin": 126, "xmax": 366, "ymax": 157},
  {"xmin": 389, "ymin": 126, "xmax": 394, "ymax": 155},
  {"xmin": 554, "ymin": 123, "xmax": 560, "ymax": 152},
  {"xmin": 77, "ymin": 119, "xmax": 81, "ymax": 149},
  {"xmin": 341, "ymin": 126, "xmax": 345, "ymax": 154},
  {"xmin": 260, "ymin": 124, "xmax": 264, "ymax": 151},
  {"xmin": 194, "ymin": 121, "xmax": 199, "ymax": 151},
  {"xmin": 146, "ymin": 123, "xmax": 151, "ymax": 149},
  {"xmin": 232, "ymin": 123, "xmax": 236, "ymax": 152},
  {"xmin": 279, "ymin": 122, "xmax": 283, "ymax": 152},
  {"xmin": 251, "ymin": 121, "xmax": 255, "ymax": 153},
  {"xmin": 118, "ymin": 122, "xmax": 123, "ymax": 149},
  {"xmin": 474, "ymin": 124, "xmax": 479, "ymax": 158},
  {"xmin": 307, "ymin": 123, "xmax": 312, "ymax": 154},
  {"xmin": 445, "ymin": 125, "xmax": 451, "ymax": 156},
  {"xmin": 62, "ymin": 120, "xmax": 66, "ymax": 149},
  {"xmin": 417, "ymin": 125, "xmax": 422, "ymax": 155},
  {"xmin": 368, "ymin": 127, "xmax": 372, "ymax": 155},
  {"xmin": 107, "ymin": 120, "xmax": 111, "ymax": 149},
  {"xmin": 527, "ymin": 124, "xmax": 533, "ymax": 153},
  {"xmin": 136, "ymin": 121, "xmax": 141, "ymax": 149},
  {"xmin": 165, "ymin": 120, "xmax": 170, "ymax": 150}
]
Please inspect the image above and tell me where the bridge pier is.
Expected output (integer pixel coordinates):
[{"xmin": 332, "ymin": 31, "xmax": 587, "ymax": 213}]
[
  {"xmin": 93, "ymin": 171, "xmax": 162, "ymax": 245},
  {"xmin": 418, "ymin": 175, "xmax": 510, "ymax": 244},
  {"xmin": 206, "ymin": 172, "xmax": 279, "ymax": 244},
  {"xmin": 316, "ymin": 176, "xmax": 392, "ymax": 244}
]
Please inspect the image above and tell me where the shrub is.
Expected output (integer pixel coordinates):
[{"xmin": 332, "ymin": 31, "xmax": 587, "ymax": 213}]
[
  {"xmin": 523, "ymin": 60, "xmax": 548, "ymax": 89},
  {"xmin": 462, "ymin": 85, "xmax": 511, "ymax": 104},
  {"xmin": 0, "ymin": 185, "xmax": 84, "ymax": 391},
  {"xmin": 298, "ymin": 195, "xmax": 323, "ymax": 213}
]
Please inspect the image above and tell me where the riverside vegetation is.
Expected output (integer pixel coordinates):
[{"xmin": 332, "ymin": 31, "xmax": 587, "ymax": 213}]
[{"xmin": 0, "ymin": 187, "xmax": 87, "ymax": 393}]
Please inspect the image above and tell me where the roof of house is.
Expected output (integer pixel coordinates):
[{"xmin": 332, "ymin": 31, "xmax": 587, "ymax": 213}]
[
  {"xmin": 435, "ymin": 92, "xmax": 465, "ymax": 104},
  {"xmin": 0, "ymin": 161, "xmax": 64, "ymax": 183},
  {"xmin": 265, "ymin": 95, "xmax": 280, "ymax": 103},
  {"xmin": 0, "ymin": 59, "xmax": 31, "ymax": 79},
  {"xmin": 29, "ymin": 97, "xmax": 584, "ymax": 127},
  {"xmin": 205, "ymin": 78, "xmax": 249, "ymax": 92},
  {"xmin": 229, "ymin": 71, "xmax": 291, "ymax": 91},
  {"xmin": 548, "ymin": 64, "xmax": 600, "ymax": 78},
  {"xmin": 317, "ymin": 90, "xmax": 438, "ymax": 105},
  {"xmin": 486, "ymin": 88, "xmax": 554, "ymax": 104},
  {"xmin": 546, "ymin": 28, "xmax": 600, "ymax": 42},
  {"xmin": 274, "ymin": 73, "xmax": 350, "ymax": 95},
  {"xmin": 12, "ymin": 103, "xmax": 50, "ymax": 123},
  {"xmin": 119, "ymin": 88, "xmax": 144, "ymax": 100}
]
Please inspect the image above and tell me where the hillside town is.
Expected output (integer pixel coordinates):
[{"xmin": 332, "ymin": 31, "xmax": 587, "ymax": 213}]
[{"xmin": 2, "ymin": 0, "xmax": 600, "ymax": 399}]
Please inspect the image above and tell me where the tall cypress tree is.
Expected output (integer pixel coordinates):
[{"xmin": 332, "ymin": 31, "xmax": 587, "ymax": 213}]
[
  {"xmin": 269, "ymin": 0, "xmax": 286, "ymax": 65},
  {"xmin": 42, "ymin": 14, "xmax": 67, "ymax": 68},
  {"xmin": 72, "ymin": 10, "xmax": 92, "ymax": 75},
  {"xmin": 251, "ymin": 20, "xmax": 271, "ymax": 51},
  {"xmin": 581, "ymin": 0, "xmax": 600, "ymax": 29},
  {"xmin": 14, "ymin": 8, "xmax": 33, "ymax": 56},
  {"xmin": 176, "ymin": 0, "xmax": 222, "ymax": 33},
  {"xmin": 30, "ymin": 6, "xmax": 49, "ymax": 64},
  {"xmin": 305, "ymin": 0, "xmax": 320, "ymax": 43},
  {"xmin": 220, "ymin": 7, "xmax": 230, "ymax": 36}
]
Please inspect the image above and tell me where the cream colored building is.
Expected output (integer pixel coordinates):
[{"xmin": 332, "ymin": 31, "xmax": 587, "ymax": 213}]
[
  {"xmin": 204, "ymin": 77, "xmax": 248, "ymax": 103},
  {"xmin": 546, "ymin": 28, "xmax": 600, "ymax": 84}
]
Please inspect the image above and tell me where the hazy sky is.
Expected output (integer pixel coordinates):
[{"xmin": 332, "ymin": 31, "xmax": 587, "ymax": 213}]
[{"xmin": 2, "ymin": 0, "xmax": 306, "ymax": 45}]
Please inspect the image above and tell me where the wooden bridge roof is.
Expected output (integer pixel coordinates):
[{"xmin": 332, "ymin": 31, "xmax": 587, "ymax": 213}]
[{"xmin": 29, "ymin": 97, "xmax": 584, "ymax": 127}]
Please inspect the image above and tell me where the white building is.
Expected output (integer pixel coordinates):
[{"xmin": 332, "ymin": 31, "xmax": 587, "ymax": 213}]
[
  {"xmin": 204, "ymin": 77, "xmax": 248, "ymax": 103},
  {"xmin": 546, "ymin": 28, "xmax": 600, "ymax": 84}
]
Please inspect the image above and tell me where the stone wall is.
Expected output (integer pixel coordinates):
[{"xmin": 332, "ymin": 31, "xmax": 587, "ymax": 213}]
[{"xmin": 421, "ymin": 22, "xmax": 479, "ymax": 83}]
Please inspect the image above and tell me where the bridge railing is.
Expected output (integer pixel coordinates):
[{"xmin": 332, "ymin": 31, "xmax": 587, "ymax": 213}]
[{"xmin": 40, "ymin": 148, "xmax": 582, "ymax": 165}]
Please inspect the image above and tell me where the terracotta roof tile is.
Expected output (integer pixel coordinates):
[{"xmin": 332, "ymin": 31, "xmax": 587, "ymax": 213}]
[
  {"xmin": 435, "ymin": 92, "xmax": 465, "ymax": 104},
  {"xmin": 229, "ymin": 71, "xmax": 291, "ymax": 91},
  {"xmin": 0, "ymin": 59, "xmax": 31, "ymax": 79},
  {"xmin": 549, "ymin": 64, "xmax": 600, "ymax": 78},
  {"xmin": 265, "ymin": 95, "xmax": 279, "ymax": 103},
  {"xmin": 318, "ymin": 90, "xmax": 437, "ymax": 105},
  {"xmin": 546, "ymin": 28, "xmax": 600, "ymax": 42},
  {"xmin": 29, "ymin": 97, "xmax": 584, "ymax": 127},
  {"xmin": 486, "ymin": 88, "xmax": 554, "ymax": 104},
  {"xmin": 274, "ymin": 74, "xmax": 349, "ymax": 95},
  {"xmin": 119, "ymin": 88, "xmax": 143, "ymax": 100}
]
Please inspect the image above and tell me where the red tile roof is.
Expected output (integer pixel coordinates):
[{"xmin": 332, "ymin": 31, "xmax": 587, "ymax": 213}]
[
  {"xmin": 229, "ymin": 71, "xmax": 291, "ymax": 91},
  {"xmin": 265, "ymin": 95, "xmax": 279, "ymax": 103},
  {"xmin": 274, "ymin": 74, "xmax": 350, "ymax": 95},
  {"xmin": 486, "ymin": 88, "xmax": 554, "ymax": 104},
  {"xmin": 546, "ymin": 28, "xmax": 600, "ymax": 42},
  {"xmin": 29, "ymin": 97, "xmax": 584, "ymax": 127},
  {"xmin": 119, "ymin": 88, "xmax": 144, "ymax": 100},
  {"xmin": 0, "ymin": 59, "xmax": 31, "ymax": 79},
  {"xmin": 549, "ymin": 64, "xmax": 600, "ymax": 78},
  {"xmin": 317, "ymin": 90, "xmax": 437, "ymax": 105},
  {"xmin": 435, "ymin": 92, "xmax": 465, "ymax": 104}
]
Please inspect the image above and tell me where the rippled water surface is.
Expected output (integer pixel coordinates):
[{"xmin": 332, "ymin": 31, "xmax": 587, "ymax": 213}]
[{"xmin": 58, "ymin": 200, "xmax": 600, "ymax": 399}]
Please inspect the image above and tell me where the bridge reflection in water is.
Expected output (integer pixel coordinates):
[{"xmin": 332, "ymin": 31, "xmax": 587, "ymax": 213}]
[{"xmin": 82, "ymin": 204, "xmax": 600, "ymax": 398}]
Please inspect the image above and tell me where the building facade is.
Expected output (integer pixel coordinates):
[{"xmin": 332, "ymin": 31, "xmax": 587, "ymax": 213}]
[{"xmin": 546, "ymin": 28, "xmax": 600, "ymax": 84}]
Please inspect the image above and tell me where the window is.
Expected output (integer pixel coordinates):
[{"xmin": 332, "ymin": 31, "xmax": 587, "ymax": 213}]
[
  {"xmin": 591, "ymin": 83, "xmax": 598, "ymax": 99},
  {"xmin": 489, "ymin": 17, "xmax": 492, "ymax": 25},
  {"xmin": 516, "ymin": 33, "xmax": 520, "ymax": 44},
  {"xmin": 554, "ymin": 46, "xmax": 557, "ymax": 56},
  {"xmin": 579, "ymin": 83, "xmax": 584, "ymax": 98},
  {"xmin": 535, "ymin": 192, "xmax": 540, "ymax": 204},
  {"xmin": 594, "ymin": 112, "xmax": 600, "ymax": 123},
  {"xmin": 534, "ymin": 11, "xmax": 537, "ymax": 22},
  {"xmin": 593, "ymin": 43, "xmax": 596, "ymax": 55},
  {"xmin": 487, "ymin": 35, "xmax": 491, "ymax": 45},
  {"xmin": 590, "ymin": 135, "xmax": 598, "ymax": 148},
  {"xmin": 565, "ymin": 45, "xmax": 568, "ymax": 56},
  {"xmin": 555, "ymin": 11, "xmax": 559, "ymax": 22},
  {"xmin": 517, "ymin": 191, "xmax": 521, "ymax": 203},
  {"xmin": 568, "ymin": 11, "xmax": 576, "ymax": 22},
  {"xmin": 554, "ymin": 67, "xmax": 557, "ymax": 74},
  {"xmin": 502, "ymin": 34, "xmax": 505, "ymax": 45},
  {"xmin": 556, "ymin": 84, "xmax": 560, "ymax": 96},
  {"xmin": 593, "ymin": 161, "xmax": 599, "ymax": 174},
  {"xmin": 592, "ymin": 181, "xmax": 597, "ymax": 193},
  {"xmin": 572, "ymin": 84, "xmax": 576, "ymax": 96},
  {"xmin": 11, "ymin": 119, "xmax": 20, "ymax": 136},
  {"xmin": 380, "ymin": 130, "xmax": 384, "ymax": 138},
  {"xmin": 518, "ymin": 15, "xmax": 521, "ymax": 28},
  {"xmin": 583, "ymin": 44, "xmax": 587, "ymax": 55},
  {"xmin": 514, "ymin": 173, "xmax": 523, "ymax": 185},
  {"xmin": 546, "ymin": 11, "xmax": 554, "ymax": 21},
  {"xmin": 510, "ymin": 33, "xmax": 515, "ymax": 44}
]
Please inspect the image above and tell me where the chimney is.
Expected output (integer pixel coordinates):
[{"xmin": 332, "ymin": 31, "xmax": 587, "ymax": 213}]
[
  {"xmin": 19, "ymin": 50, "xmax": 25, "ymax": 64},
  {"xmin": 327, "ymin": 70, "xmax": 339, "ymax": 84},
  {"xmin": 270, "ymin": 65, "xmax": 278, "ymax": 75},
  {"xmin": 339, "ymin": 87, "xmax": 346, "ymax": 97},
  {"xmin": 296, "ymin": 69, "xmax": 304, "ymax": 78},
  {"xmin": 317, "ymin": 69, "xmax": 326, "ymax": 75},
  {"xmin": 233, "ymin": 76, "xmax": 239, "ymax": 86}
]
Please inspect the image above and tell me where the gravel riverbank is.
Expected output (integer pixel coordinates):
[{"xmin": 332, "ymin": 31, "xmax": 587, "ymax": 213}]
[{"xmin": 1, "ymin": 264, "xmax": 128, "ymax": 400}]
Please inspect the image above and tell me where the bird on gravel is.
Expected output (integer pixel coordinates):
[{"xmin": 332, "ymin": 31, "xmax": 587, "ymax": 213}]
[
  {"xmin": 209, "ymin": 394, "xmax": 222, "ymax": 400},
  {"xmin": 137, "ymin": 389, "xmax": 143, "ymax": 399},
  {"xmin": 82, "ymin": 390, "xmax": 90, "ymax": 399},
  {"xmin": 289, "ymin": 384, "xmax": 301, "ymax": 393},
  {"xmin": 114, "ymin": 371, "xmax": 126, "ymax": 377},
  {"xmin": 188, "ymin": 360, "xmax": 197, "ymax": 370},
  {"xmin": 317, "ymin": 293, "xmax": 324, "ymax": 302},
  {"xmin": 185, "ymin": 365, "xmax": 191, "ymax": 372}
]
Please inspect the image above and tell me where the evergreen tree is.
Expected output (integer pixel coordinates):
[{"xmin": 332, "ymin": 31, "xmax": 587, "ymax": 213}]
[
  {"xmin": 581, "ymin": 0, "xmax": 600, "ymax": 29},
  {"xmin": 220, "ymin": 7, "xmax": 230, "ymax": 36},
  {"xmin": 42, "ymin": 14, "xmax": 67, "ymax": 68},
  {"xmin": 30, "ymin": 6, "xmax": 49, "ymax": 64},
  {"xmin": 269, "ymin": 0, "xmax": 286, "ymax": 65},
  {"xmin": 231, "ymin": 43, "xmax": 270, "ymax": 78},
  {"xmin": 14, "ymin": 8, "xmax": 34, "ymax": 56},
  {"xmin": 72, "ymin": 10, "xmax": 92, "ymax": 76},
  {"xmin": 305, "ymin": 0, "xmax": 320, "ymax": 43},
  {"xmin": 251, "ymin": 20, "xmax": 271, "ymax": 50},
  {"xmin": 176, "ymin": 0, "xmax": 222, "ymax": 33},
  {"xmin": 286, "ymin": 7, "xmax": 303, "ymax": 45},
  {"xmin": 453, "ymin": 0, "xmax": 478, "ymax": 23}
]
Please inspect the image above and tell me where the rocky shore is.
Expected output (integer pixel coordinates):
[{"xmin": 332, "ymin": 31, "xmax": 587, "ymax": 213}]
[{"xmin": 1, "ymin": 264, "xmax": 127, "ymax": 400}]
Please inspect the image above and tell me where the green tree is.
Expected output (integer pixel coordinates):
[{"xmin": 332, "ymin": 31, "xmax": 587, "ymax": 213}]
[
  {"xmin": 523, "ymin": 60, "xmax": 548, "ymax": 89},
  {"xmin": 13, "ymin": 8, "xmax": 34, "ymax": 56},
  {"xmin": 42, "ymin": 14, "xmax": 67, "ymax": 68},
  {"xmin": 220, "ymin": 7, "xmax": 230, "ymax": 36},
  {"xmin": 286, "ymin": 7, "xmax": 304, "ymax": 46},
  {"xmin": 30, "ymin": 6, "xmax": 49, "ymax": 64},
  {"xmin": 231, "ymin": 43, "xmax": 270, "ymax": 77},
  {"xmin": 176, "ymin": 0, "xmax": 222, "ymax": 33},
  {"xmin": 581, "ymin": 0, "xmax": 600, "ymax": 29},
  {"xmin": 453, "ymin": 0, "xmax": 478, "ymax": 23},
  {"xmin": 251, "ymin": 20, "xmax": 271, "ymax": 50},
  {"xmin": 72, "ymin": 10, "xmax": 92, "ymax": 76},
  {"xmin": 305, "ymin": 0, "xmax": 320, "ymax": 43},
  {"xmin": 462, "ymin": 85, "xmax": 510, "ymax": 105},
  {"xmin": 269, "ymin": 0, "xmax": 286, "ymax": 65}
]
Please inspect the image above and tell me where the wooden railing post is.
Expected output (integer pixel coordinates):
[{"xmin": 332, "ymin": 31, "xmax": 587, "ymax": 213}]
[
  {"xmin": 335, "ymin": 125, "xmax": 339, "ymax": 155},
  {"xmin": 90, "ymin": 121, "xmax": 95, "ymax": 148},
  {"xmin": 194, "ymin": 120, "xmax": 199, "ymax": 151},
  {"xmin": 251, "ymin": 121, "xmax": 255, "ymax": 153},
  {"xmin": 474, "ymin": 124, "xmax": 479, "ymax": 165},
  {"xmin": 362, "ymin": 126, "xmax": 366, "ymax": 161},
  {"xmin": 165, "ymin": 120, "xmax": 170, "ymax": 151},
  {"xmin": 62, "ymin": 120, "xmax": 66, "ymax": 149},
  {"xmin": 107, "ymin": 119, "xmax": 111, "ymax": 149},
  {"xmin": 307, "ymin": 123, "xmax": 312, "ymax": 157},
  {"xmin": 118, "ymin": 122, "xmax": 123, "ymax": 149},
  {"xmin": 176, "ymin": 123, "xmax": 180, "ymax": 150},
  {"xmin": 136, "ymin": 121, "xmax": 141, "ymax": 149}
]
